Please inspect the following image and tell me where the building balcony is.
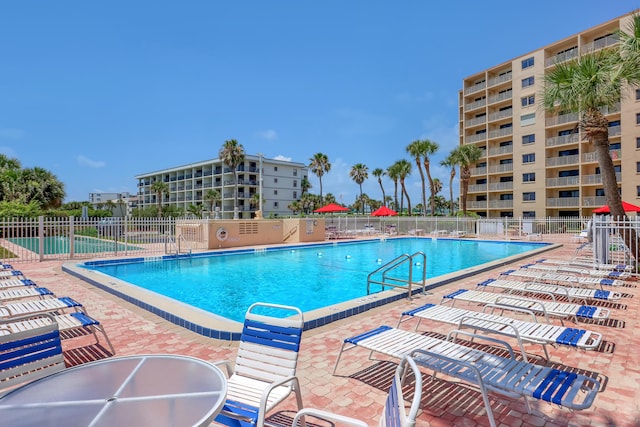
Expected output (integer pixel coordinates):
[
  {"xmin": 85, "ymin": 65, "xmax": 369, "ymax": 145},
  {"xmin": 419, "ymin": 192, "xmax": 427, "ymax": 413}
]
[
  {"xmin": 470, "ymin": 167, "xmax": 487, "ymax": 176},
  {"xmin": 464, "ymin": 99, "xmax": 487, "ymax": 112},
  {"xmin": 487, "ymin": 71, "xmax": 512, "ymax": 87},
  {"xmin": 468, "ymin": 201, "xmax": 487, "ymax": 209},
  {"xmin": 582, "ymin": 34, "xmax": 618, "ymax": 53},
  {"xmin": 465, "ymin": 115, "xmax": 487, "ymax": 128},
  {"xmin": 546, "ymin": 154, "xmax": 579, "ymax": 167},
  {"xmin": 468, "ymin": 184, "xmax": 487, "ymax": 193},
  {"xmin": 488, "ymin": 109, "xmax": 513, "ymax": 122},
  {"xmin": 488, "ymin": 127, "xmax": 513, "ymax": 139},
  {"xmin": 547, "ymin": 197, "xmax": 580, "ymax": 207},
  {"xmin": 488, "ymin": 164, "xmax": 513, "ymax": 174},
  {"xmin": 464, "ymin": 81, "xmax": 487, "ymax": 96},
  {"xmin": 466, "ymin": 133, "xmax": 487, "ymax": 143},
  {"xmin": 545, "ymin": 48, "xmax": 579, "ymax": 67},
  {"xmin": 488, "ymin": 90, "xmax": 512, "ymax": 105},
  {"xmin": 546, "ymin": 176, "xmax": 580, "ymax": 187},
  {"xmin": 488, "ymin": 145, "xmax": 513, "ymax": 156},
  {"xmin": 489, "ymin": 182, "xmax": 513, "ymax": 191},
  {"xmin": 582, "ymin": 149, "xmax": 621, "ymax": 163},
  {"xmin": 583, "ymin": 196, "xmax": 607, "ymax": 207},
  {"xmin": 545, "ymin": 112, "xmax": 579, "ymax": 127},
  {"xmin": 546, "ymin": 133, "xmax": 579, "ymax": 147},
  {"xmin": 609, "ymin": 125, "xmax": 621, "ymax": 137},
  {"xmin": 600, "ymin": 102, "xmax": 621, "ymax": 115},
  {"xmin": 581, "ymin": 172, "xmax": 622, "ymax": 185},
  {"xmin": 489, "ymin": 200, "xmax": 513, "ymax": 209}
]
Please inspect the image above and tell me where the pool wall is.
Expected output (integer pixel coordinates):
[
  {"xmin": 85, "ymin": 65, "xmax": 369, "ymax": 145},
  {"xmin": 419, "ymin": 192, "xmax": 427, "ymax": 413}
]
[{"xmin": 62, "ymin": 238, "xmax": 559, "ymax": 341}]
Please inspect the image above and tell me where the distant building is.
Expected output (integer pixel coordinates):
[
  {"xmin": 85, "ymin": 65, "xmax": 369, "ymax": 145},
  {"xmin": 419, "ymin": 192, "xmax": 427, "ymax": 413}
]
[
  {"xmin": 135, "ymin": 154, "xmax": 308, "ymax": 219},
  {"xmin": 459, "ymin": 11, "xmax": 640, "ymax": 217},
  {"xmin": 88, "ymin": 192, "xmax": 135, "ymax": 216}
]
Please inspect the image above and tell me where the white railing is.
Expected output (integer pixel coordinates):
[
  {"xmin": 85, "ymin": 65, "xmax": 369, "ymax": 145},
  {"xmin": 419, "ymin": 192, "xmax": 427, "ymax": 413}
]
[
  {"xmin": 546, "ymin": 154, "xmax": 579, "ymax": 167},
  {"xmin": 488, "ymin": 90, "xmax": 512, "ymax": 104},
  {"xmin": 546, "ymin": 134, "xmax": 579, "ymax": 147},
  {"xmin": 465, "ymin": 116, "xmax": 487, "ymax": 127},
  {"xmin": 464, "ymin": 99, "xmax": 487, "ymax": 111},
  {"xmin": 546, "ymin": 112, "xmax": 579, "ymax": 127},
  {"xmin": 488, "ymin": 71, "xmax": 512, "ymax": 87}
]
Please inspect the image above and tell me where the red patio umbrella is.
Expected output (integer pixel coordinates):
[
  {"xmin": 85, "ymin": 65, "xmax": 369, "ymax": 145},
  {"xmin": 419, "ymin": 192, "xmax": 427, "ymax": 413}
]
[
  {"xmin": 314, "ymin": 203, "xmax": 349, "ymax": 213},
  {"xmin": 592, "ymin": 201, "xmax": 640, "ymax": 214},
  {"xmin": 371, "ymin": 206, "xmax": 398, "ymax": 217}
]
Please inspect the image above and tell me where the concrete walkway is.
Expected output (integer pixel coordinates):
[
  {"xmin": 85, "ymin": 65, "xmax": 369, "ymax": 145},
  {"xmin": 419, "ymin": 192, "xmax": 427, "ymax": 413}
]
[{"xmin": 9, "ymin": 237, "xmax": 640, "ymax": 426}]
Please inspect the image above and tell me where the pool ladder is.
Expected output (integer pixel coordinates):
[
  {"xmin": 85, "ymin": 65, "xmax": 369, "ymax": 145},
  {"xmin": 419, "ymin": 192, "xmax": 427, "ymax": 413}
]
[
  {"xmin": 366, "ymin": 252, "xmax": 426, "ymax": 300},
  {"xmin": 165, "ymin": 234, "xmax": 192, "ymax": 257}
]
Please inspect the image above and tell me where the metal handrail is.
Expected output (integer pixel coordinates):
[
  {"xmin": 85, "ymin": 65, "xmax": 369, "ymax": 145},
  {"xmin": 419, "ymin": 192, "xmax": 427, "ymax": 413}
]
[{"xmin": 366, "ymin": 251, "xmax": 427, "ymax": 299}]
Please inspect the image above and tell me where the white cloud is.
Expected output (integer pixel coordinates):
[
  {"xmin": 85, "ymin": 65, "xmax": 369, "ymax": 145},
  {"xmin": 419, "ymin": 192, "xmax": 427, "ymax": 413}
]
[
  {"xmin": 0, "ymin": 128, "xmax": 25, "ymax": 139},
  {"xmin": 273, "ymin": 154, "xmax": 292, "ymax": 162},
  {"xmin": 254, "ymin": 129, "xmax": 278, "ymax": 141},
  {"xmin": 76, "ymin": 155, "xmax": 106, "ymax": 168}
]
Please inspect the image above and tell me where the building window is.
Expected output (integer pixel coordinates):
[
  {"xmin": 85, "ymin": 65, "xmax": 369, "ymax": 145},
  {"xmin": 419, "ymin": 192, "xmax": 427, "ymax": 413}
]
[
  {"xmin": 293, "ymin": 169, "xmax": 297, "ymax": 176},
  {"xmin": 522, "ymin": 76, "xmax": 535, "ymax": 88},
  {"xmin": 521, "ymin": 113, "xmax": 536, "ymax": 126},
  {"xmin": 522, "ymin": 134, "xmax": 535, "ymax": 144},
  {"xmin": 637, "ymin": 113, "xmax": 640, "ymax": 125},
  {"xmin": 521, "ymin": 57, "xmax": 534, "ymax": 69},
  {"xmin": 637, "ymin": 162, "xmax": 640, "ymax": 173},
  {"xmin": 500, "ymin": 194, "xmax": 513, "ymax": 200},
  {"xmin": 274, "ymin": 178, "xmax": 278, "ymax": 183},
  {"xmin": 523, "ymin": 192, "xmax": 536, "ymax": 201},
  {"xmin": 637, "ymin": 137, "xmax": 640, "ymax": 149},
  {"xmin": 522, "ymin": 153, "xmax": 536, "ymax": 164},
  {"xmin": 293, "ymin": 191, "xmax": 297, "ymax": 199},
  {"xmin": 523, "ymin": 211, "xmax": 536, "ymax": 218},
  {"xmin": 293, "ymin": 180, "xmax": 297, "ymax": 188},
  {"xmin": 521, "ymin": 95, "xmax": 535, "ymax": 107},
  {"xmin": 523, "ymin": 172, "xmax": 535, "ymax": 182},
  {"xmin": 637, "ymin": 186, "xmax": 640, "ymax": 197},
  {"xmin": 273, "ymin": 190, "xmax": 278, "ymax": 195},
  {"xmin": 273, "ymin": 201, "xmax": 279, "ymax": 208},
  {"xmin": 596, "ymin": 189, "xmax": 605, "ymax": 197},
  {"xmin": 636, "ymin": 89, "xmax": 640, "ymax": 100}
]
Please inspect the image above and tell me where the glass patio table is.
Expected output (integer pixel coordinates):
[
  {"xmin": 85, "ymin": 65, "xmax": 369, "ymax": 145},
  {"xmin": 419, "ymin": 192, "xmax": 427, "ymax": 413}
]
[{"xmin": 0, "ymin": 354, "xmax": 227, "ymax": 427}]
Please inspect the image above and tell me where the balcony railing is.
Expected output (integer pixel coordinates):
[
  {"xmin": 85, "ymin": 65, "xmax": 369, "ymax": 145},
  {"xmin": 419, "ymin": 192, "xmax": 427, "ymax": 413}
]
[
  {"xmin": 545, "ymin": 112, "xmax": 579, "ymax": 127},
  {"xmin": 466, "ymin": 133, "xmax": 487, "ymax": 143},
  {"xmin": 465, "ymin": 116, "xmax": 487, "ymax": 127},
  {"xmin": 488, "ymin": 109, "xmax": 513, "ymax": 122},
  {"xmin": 489, "ymin": 182, "xmax": 513, "ymax": 191},
  {"xmin": 546, "ymin": 176, "xmax": 580, "ymax": 187},
  {"xmin": 600, "ymin": 102, "xmax": 621, "ymax": 115},
  {"xmin": 464, "ymin": 99, "xmax": 487, "ymax": 111},
  {"xmin": 488, "ymin": 145, "xmax": 513, "ymax": 156},
  {"xmin": 464, "ymin": 81, "xmax": 486, "ymax": 95},
  {"xmin": 609, "ymin": 125, "xmax": 621, "ymax": 137},
  {"xmin": 545, "ymin": 48, "xmax": 578, "ymax": 67},
  {"xmin": 489, "ymin": 200, "xmax": 514, "ymax": 209},
  {"xmin": 468, "ymin": 184, "xmax": 487, "ymax": 192},
  {"xmin": 546, "ymin": 154, "xmax": 579, "ymax": 167},
  {"xmin": 546, "ymin": 133, "xmax": 579, "ymax": 147},
  {"xmin": 582, "ymin": 34, "xmax": 618, "ymax": 52},
  {"xmin": 488, "ymin": 127, "xmax": 513, "ymax": 139},
  {"xmin": 488, "ymin": 90, "xmax": 512, "ymax": 104},
  {"xmin": 582, "ymin": 172, "xmax": 622, "ymax": 185},
  {"xmin": 488, "ymin": 163, "xmax": 513, "ymax": 174},
  {"xmin": 488, "ymin": 71, "xmax": 512, "ymax": 87},
  {"xmin": 583, "ymin": 196, "xmax": 607, "ymax": 207},
  {"xmin": 546, "ymin": 197, "xmax": 580, "ymax": 207},
  {"xmin": 468, "ymin": 201, "xmax": 488, "ymax": 209},
  {"xmin": 470, "ymin": 167, "xmax": 487, "ymax": 175}
]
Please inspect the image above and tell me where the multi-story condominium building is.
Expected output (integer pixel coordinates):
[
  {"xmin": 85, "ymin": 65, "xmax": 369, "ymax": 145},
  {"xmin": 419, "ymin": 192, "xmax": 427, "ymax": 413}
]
[
  {"xmin": 459, "ymin": 11, "xmax": 640, "ymax": 218},
  {"xmin": 135, "ymin": 154, "xmax": 308, "ymax": 219},
  {"xmin": 88, "ymin": 192, "xmax": 136, "ymax": 216}
]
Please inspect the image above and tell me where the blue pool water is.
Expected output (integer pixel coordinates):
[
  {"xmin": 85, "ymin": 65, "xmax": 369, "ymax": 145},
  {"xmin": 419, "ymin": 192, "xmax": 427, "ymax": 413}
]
[{"xmin": 82, "ymin": 238, "xmax": 546, "ymax": 322}]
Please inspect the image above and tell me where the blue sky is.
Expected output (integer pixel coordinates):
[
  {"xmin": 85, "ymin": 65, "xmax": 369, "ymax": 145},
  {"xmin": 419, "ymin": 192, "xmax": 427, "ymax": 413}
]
[{"xmin": 0, "ymin": 1, "xmax": 637, "ymax": 204}]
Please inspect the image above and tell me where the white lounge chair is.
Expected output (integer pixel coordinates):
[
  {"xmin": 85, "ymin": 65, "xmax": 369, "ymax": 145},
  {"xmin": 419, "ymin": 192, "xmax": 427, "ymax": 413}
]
[
  {"xmin": 535, "ymin": 258, "xmax": 632, "ymax": 272},
  {"xmin": 0, "ymin": 270, "xmax": 24, "ymax": 280},
  {"xmin": 441, "ymin": 289, "xmax": 610, "ymax": 323},
  {"xmin": 0, "ymin": 296, "xmax": 84, "ymax": 318},
  {"xmin": 521, "ymin": 263, "xmax": 631, "ymax": 280},
  {"xmin": 398, "ymin": 303, "xmax": 602, "ymax": 359},
  {"xmin": 296, "ymin": 355, "xmax": 421, "ymax": 427},
  {"xmin": 0, "ymin": 279, "xmax": 37, "ymax": 290},
  {"xmin": 0, "ymin": 287, "xmax": 54, "ymax": 303},
  {"xmin": 214, "ymin": 302, "xmax": 304, "ymax": 427},
  {"xmin": 500, "ymin": 269, "xmax": 626, "ymax": 289},
  {"xmin": 476, "ymin": 278, "xmax": 622, "ymax": 303},
  {"xmin": 333, "ymin": 325, "xmax": 600, "ymax": 427}
]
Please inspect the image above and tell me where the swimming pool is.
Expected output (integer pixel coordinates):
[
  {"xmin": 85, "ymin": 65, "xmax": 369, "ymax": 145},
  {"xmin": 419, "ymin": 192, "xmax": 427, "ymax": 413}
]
[
  {"xmin": 9, "ymin": 236, "xmax": 142, "ymax": 255},
  {"xmin": 70, "ymin": 238, "xmax": 551, "ymax": 334}
]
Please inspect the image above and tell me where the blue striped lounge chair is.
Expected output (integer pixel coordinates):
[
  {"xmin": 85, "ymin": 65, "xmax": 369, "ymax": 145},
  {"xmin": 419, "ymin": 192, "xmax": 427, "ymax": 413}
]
[
  {"xmin": 333, "ymin": 326, "xmax": 599, "ymax": 427},
  {"xmin": 398, "ymin": 303, "xmax": 602, "ymax": 360},
  {"xmin": 294, "ymin": 355, "xmax": 421, "ymax": 427},
  {"xmin": 214, "ymin": 302, "xmax": 304, "ymax": 427},
  {"xmin": 441, "ymin": 288, "xmax": 610, "ymax": 323},
  {"xmin": 476, "ymin": 278, "xmax": 622, "ymax": 304}
]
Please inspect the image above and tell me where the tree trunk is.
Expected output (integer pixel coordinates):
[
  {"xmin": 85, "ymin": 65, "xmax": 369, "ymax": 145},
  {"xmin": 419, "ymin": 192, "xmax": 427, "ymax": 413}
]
[
  {"xmin": 416, "ymin": 160, "xmax": 427, "ymax": 215},
  {"xmin": 449, "ymin": 169, "xmax": 455, "ymax": 215},
  {"xmin": 460, "ymin": 168, "xmax": 470, "ymax": 215},
  {"xmin": 424, "ymin": 160, "xmax": 435, "ymax": 216},
  {"xmin": 378, "ymin": 178, "xmax": 386, "ymax": 207},
  {"xmin": 401, "ymin": 180, "xmax": 411, "ymax": 215}
]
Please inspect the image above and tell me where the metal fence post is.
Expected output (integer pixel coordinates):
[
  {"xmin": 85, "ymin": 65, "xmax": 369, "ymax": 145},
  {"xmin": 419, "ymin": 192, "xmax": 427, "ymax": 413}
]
[
  {"xmin": 69, "ymin": 216, "xmax": 75, "ymax": 259},
  {"xmin": 38, "ymin": 216, "xmax": 44, "ymax": 262}
]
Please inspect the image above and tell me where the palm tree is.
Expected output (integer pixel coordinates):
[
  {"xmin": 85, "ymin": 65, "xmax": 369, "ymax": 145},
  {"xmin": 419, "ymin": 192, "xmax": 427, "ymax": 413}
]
[
  {"xmin": 300, "ymin": 176, "xmax": 311, "ymax": 197},
  {"xmin": 406, "ymin": 140, "xmax": 427, "ymax": 215},
  {"xmin": 421, "ymin": 140, "xmax": 440, "ymax": 215},
  {"xmin": 218, "ymin": 139, "xmax": 245, "ymax": 219},
  {"xmin": 323, "ymin": 193, "xmax": 336, "ymax": 205},
  {"xmin": 440, "ymin": 151, "xmax": 458, "ymax": 216},
  {"xmin": 456, "ymin": 144, "xmax": 482, "ymax": 216},
  {"xmin": 395, "ymin": 159, "xmax": 412, "ymax": 215},
  {"xmin": 150, "ymin": 180, "xmax": 169, "ymax": 218},
  {"xmin": 186, "ymin": 204, "xmax": 202, "ymax": 218},
  {"xmin": 387, "ymin": 163, "xmax": 400, "ymax": 212},
  {"xmin": 543, "ymin": 18, "xmax": 640, "ymax": 255},
  {"xmin": 204, "ymin": 189, "xmax": 221, "ymax": 214},
  {"xmin": 371, "ymin": 168, "xmax": 387, "ymax": 206},
  {"xmin": 349, "ymin": 163, "xmax": 368, "ymax": 214},
  {"xmin": 309, "ymin": 153, "xmax": 331, "ymax": 205}
]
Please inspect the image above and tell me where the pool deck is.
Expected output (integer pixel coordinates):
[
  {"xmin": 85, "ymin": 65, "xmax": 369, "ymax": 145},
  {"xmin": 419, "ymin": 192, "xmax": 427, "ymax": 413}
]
[{"xmin": 10, "ymin": 235, "xmax": 640, "ymax": 426}]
